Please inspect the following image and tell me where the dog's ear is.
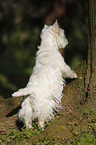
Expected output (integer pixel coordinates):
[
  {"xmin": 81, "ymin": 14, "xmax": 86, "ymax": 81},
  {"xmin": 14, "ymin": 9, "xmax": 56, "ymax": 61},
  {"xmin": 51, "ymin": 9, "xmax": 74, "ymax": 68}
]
[
  {"xmin": 40, "ymin": 24, "xmax": 49, "ymax": 38},
  {"xmin": 44, "ymin": 24, "xmax": 48, "ymax": 28},
  {"xmin": 52, "ymin": 20, "xmax": 60, "ymax": 36},
  {"xmin": 42, "ymin": 24, "xmax": 48, "ymax": 32},
  {"xmin": 53, "ymin": 20, "xmax": 58, "ymax": 26}
]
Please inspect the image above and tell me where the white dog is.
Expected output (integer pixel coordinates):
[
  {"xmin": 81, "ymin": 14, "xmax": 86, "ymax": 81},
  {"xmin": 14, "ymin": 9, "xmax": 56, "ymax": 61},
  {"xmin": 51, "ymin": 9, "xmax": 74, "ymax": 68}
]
[{"xmin": 12, "ymin": 21, "xmax": 77, "ymax": 129}]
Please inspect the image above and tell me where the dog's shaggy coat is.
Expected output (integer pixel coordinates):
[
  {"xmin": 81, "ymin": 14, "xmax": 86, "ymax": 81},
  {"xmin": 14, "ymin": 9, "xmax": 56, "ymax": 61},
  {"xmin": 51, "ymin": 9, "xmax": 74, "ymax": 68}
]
[{"xmin": 12, "ymin": 21, "xmax": 77, "ymax": 129}]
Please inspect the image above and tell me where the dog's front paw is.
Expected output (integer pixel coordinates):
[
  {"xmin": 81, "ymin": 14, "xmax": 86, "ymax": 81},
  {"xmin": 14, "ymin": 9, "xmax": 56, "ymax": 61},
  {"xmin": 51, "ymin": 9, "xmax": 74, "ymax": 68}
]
[
  {"xmin": 70, "ymin": 70, "xmax": 77, "ymax": 79},
  {"xmin": 73, "ymin": 72, "xmax": 77, "ymax": 78}
]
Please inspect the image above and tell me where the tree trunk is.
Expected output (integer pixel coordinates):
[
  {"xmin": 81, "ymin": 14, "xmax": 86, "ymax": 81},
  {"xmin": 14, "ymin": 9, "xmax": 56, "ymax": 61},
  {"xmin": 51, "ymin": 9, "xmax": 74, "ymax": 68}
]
[{"xmin": 87, "ymin": 0, "xmax": 96, "ymax": 98}]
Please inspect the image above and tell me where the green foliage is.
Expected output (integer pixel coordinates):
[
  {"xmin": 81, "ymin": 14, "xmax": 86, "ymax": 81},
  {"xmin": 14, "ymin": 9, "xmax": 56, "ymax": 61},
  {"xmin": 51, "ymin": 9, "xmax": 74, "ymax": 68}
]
[
  {"xmin": 75, "ymin": 132, "xmax": 96, "ymax": 145},
  {"xmin": 0, "ymin": 127, "xmax": 41, "ymax": 144},
  {"xmin": 1, "ymin": 130, "xmax": 96, "ymax": 145},
  {"xmin": 0, "ymin": 73, "xmax": 17, "ymax": 90},
  {"xmin": 3, "ymin": 28, "xmax": 40, "ymax": 69}
]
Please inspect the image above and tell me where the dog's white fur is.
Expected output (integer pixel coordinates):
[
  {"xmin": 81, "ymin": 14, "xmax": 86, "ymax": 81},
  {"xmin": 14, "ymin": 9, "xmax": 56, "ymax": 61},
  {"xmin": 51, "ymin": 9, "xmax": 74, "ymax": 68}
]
[{"xmin": 12, "ymin": 21, "xmax": 77, "ymax": 129}]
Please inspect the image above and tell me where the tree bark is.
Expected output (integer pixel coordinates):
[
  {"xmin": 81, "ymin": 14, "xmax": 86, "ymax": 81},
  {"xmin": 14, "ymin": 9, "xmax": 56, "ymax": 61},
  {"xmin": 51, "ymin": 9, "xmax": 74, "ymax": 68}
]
[{"xmin": 88, "ymin": 0, "xmax": 96, "ymax": 98}]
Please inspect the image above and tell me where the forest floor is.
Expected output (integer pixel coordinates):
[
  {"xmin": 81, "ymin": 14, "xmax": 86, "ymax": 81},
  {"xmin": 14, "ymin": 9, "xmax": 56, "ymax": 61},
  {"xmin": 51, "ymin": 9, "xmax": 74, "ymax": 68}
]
[
  {"xmin": 0, "ymin": 63, "xmax": 96, "ymax": 144},
  {"xmin": 0, "ymin": 92, "xmax": 96, "ymax": 144}
]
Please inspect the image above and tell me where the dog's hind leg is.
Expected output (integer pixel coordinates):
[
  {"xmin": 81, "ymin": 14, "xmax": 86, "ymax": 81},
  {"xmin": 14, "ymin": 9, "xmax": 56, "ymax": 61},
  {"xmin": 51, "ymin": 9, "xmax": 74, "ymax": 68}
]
[
  {"xmin": 38, "ymin": 116, "xmax": 45, "ymax": 130},
  {"xmin": 25, "ymin": 119, "xmax": 32, "ymax": 129},
  {"xmin": 18, "ymin": 97, "xmax": 33, "ymax": 129}
]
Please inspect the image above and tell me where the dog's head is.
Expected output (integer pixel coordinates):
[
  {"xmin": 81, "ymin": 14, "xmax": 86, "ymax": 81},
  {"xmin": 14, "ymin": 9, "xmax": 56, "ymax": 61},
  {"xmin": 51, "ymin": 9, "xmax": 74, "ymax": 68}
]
[{"xmin": 40, "ymin": 20, "xmax": 68, "ymax": 49}]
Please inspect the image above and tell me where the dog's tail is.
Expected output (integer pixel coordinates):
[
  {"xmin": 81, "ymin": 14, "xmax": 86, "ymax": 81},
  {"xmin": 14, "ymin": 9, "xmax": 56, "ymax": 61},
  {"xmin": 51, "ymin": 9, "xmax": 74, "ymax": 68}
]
[{"xmin": 12, "ymin": 87, "xmax": 32, "ymax": 97}]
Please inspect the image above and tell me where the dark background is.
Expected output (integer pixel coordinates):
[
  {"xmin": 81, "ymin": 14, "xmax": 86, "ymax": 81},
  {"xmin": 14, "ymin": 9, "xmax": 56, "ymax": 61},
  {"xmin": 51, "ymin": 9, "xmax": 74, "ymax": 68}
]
[{"xmin": 0, "ymin": 0, "xmax": 88, "ymax": 98}]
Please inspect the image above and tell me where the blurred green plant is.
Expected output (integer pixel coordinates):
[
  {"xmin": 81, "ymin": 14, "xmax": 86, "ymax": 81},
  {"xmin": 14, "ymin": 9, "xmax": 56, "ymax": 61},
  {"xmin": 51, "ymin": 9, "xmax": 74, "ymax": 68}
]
[{"xmin": 0, "ymin": 73, "xmax": 17, "ymax": 90}]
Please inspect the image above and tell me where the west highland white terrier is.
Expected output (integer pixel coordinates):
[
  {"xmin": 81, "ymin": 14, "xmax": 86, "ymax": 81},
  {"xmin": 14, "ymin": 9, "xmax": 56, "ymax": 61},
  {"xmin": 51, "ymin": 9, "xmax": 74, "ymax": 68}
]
[{"xmin": 12, "ymin": 20, "xmax": 77, "ymax": 129}]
